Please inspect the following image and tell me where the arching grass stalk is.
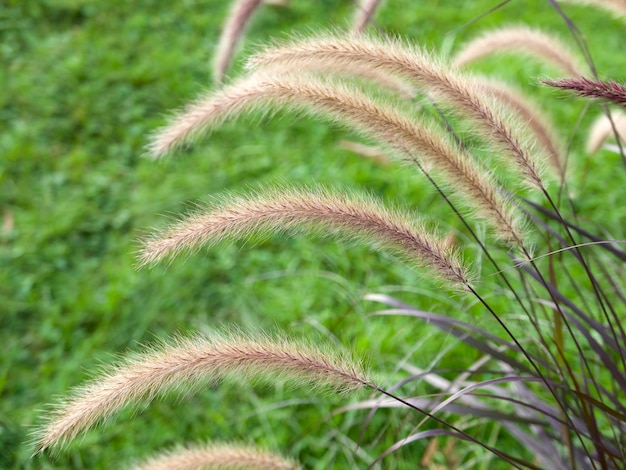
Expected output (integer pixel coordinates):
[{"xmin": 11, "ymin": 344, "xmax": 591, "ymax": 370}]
[
  {"xmin": 246, "ymin": 34, "xmax": 547, "ymax": 188},
  {"xmin": 34, "ymin": 330, "xmax": 372, "ymax": 454},
  {"xmin": 148, "ymin": 72, "xmax": 526, "ymax": 252}
]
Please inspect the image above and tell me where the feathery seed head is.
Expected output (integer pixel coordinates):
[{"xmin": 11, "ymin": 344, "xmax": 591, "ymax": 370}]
[
  {"xmin": 213, "ymin": 0, "xmax": 264, "ymax": 84},
  {"xmin": 352, "ymin": 0, "xmax": 384, "ymax": 34},
  {"xmin": 148, "ymin": 72, "xmax": 416, "ymax": 158},
  {"xmin": 473, "ymin": 76, "xmax": 566, "ymax": 181},
  {"xmin": 452, "ymin": 25, "xmax": 585, "ymax": 76},
  {"xmin": 586, "ymin": 110, "xmax": 626, "ymax": 154},
  {"xmin": 148, "ymin": 71, "xmax": 526, "ymax": 249},
  {"xmin": 34, "ymin": 329, "xmax": 371, "ymax": 453},
  {"xmin": 246, "ymin": 33, "xmax": 546, "ymax": 189},
  {"xmin": 543, "ymin": 77, "xmax": 626, "ymax": 108},
  {"xmin": 137, "ymin": 186, "xmax": 473, "ymax": 289},
  {"xmin": 128, "ymin": 442, "xmax": 300, "ymax": 470},
  {"xmin": 559, "ymin": 0, "xmax": 626, "ymax": 20}
]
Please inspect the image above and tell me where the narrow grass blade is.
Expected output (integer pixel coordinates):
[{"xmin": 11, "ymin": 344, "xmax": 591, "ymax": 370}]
[{"xmin": 138, "ymin": 186, "xmax": 473, "ymax": 289}]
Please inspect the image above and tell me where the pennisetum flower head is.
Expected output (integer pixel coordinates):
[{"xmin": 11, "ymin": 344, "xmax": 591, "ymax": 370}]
[
  {"xmin": 137, "ymin": 186, "xmax": 474, "ymax": 290},
  {"xmin": 127, "ymin": 442, "xmax": 301, "ymax": 470},
  {"xmin": 34, "ymin": 329, "xmax": 372, "ymax": 454},
  {"xmin": 147, "ymin": 71, "xmax": 527, "ymax": 249},
  {"xmin": 452, "ymin": 25, "xmax": 585, "ymax": 77},
  {"xmin": 245, "ymin": 33, "xmax": 547, "ymax": 189},
  {"xmin": 213, "ymin": 0, "xmax": 264, "ymax": 84},
  {"xmin": 585, "ymin": 110, "xmax": 626, "ymax": 154}
]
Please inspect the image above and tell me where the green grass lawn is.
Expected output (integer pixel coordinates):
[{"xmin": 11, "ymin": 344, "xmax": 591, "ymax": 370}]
[{"xmin": 2, "ymin": 1, "xmax": 625, "ymax": 468}]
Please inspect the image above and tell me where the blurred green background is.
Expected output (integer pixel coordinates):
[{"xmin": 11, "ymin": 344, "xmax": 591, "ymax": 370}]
[{"xmin": 2, "ymin": 0, "xmax": 624, "ymax": 468}]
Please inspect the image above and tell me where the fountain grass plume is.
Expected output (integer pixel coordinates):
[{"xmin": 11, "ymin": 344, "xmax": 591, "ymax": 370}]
[
  {"xmin": 452, "ymin": 25, "xmax": 585, "ymax": 76},
  {"xmin": 137, "ymin": 186, "xmax": 473, "ymax": 289},
  {"xmin": 352, "ymin": 0, "xmax": 384, "ymax": 34},
  {"xmin": 586, "ymin": 110, "xmax": 626, "ymax": 153},
  {"xmin": 147, "ymin": 72, "xmax": 525, "ymax": 247},
  {"xmin": 245, "ymin": 33, "xmax": 546, "ymax": 189},
  {"xmin": 337, "ymin": 140, "xmax": 392, "ymax": 165},
  {"xmin": 543, "ymin": 77, "xmax": 626, "ymax": 108},
  {"xmin": 473, "ymin": 77, "xmax": 566, "ymax": 180},
  {"xmin": 128, "ymin": 442, "xmax": 300, "ymax": 470},
  {"xmin": 147, "ymin": 71, "xmax": 420, "ymax": 158},
  {"xmin": 559, "ymin": 0, "xmax": 626, "ymax": 19},
  {"xmin": 34, "ymin": 329, "xmax": 371, "ymax": 454},
  {"xmin": 214, "ymin": 0, "xmax": 264, "ymax": 84}
]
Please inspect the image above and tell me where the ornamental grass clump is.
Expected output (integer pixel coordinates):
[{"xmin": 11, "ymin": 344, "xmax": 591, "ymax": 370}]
[{"xmin": 35, "ymin": 1, "xmax": 626, "ymax": 468}]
